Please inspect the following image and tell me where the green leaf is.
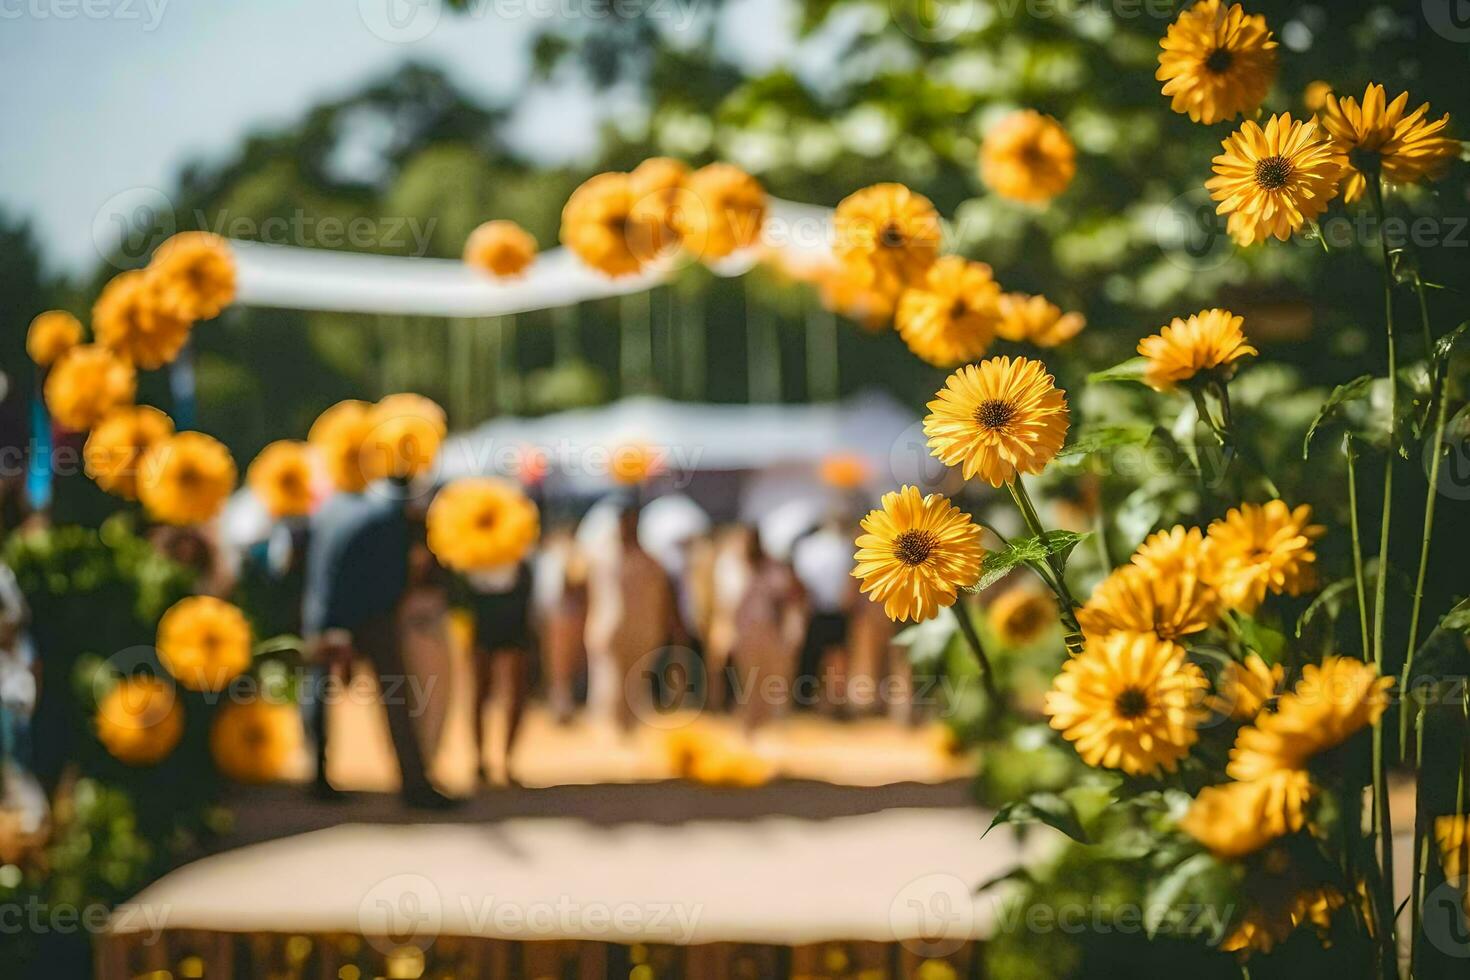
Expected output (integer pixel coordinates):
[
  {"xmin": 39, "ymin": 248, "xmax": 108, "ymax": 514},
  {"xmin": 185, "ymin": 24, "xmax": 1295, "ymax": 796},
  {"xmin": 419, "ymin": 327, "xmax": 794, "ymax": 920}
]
[
  {"xmin": 985, "ymin": 792, "xmax": 1089, "ymax": 843},
  {"xmin": 1303, "ymin": 375, "xmax": 1374, "ymax": 458},
  {"xmin": 1295, "ymin": 576, "xmax": 1361, "ymax": 641},
  {"xmin": 1144, "ymin": 853, "xmax": 1237, "ymax": 941},
  {"xmin": 894, "ymin": 612, "xmax": 958, "ymax": 670},
  {"xmin": 1234, "ymin": 613, "xmax": 1288, "ymax": 664},
  {"xmin": 1408, "ymin": 597, "xmax": 1470, "ymax": 684},
  {"xmin": 1087, "ymin": 356, "xmax": 1150, "ymax": 385},
  {"xmin": 970, "ymin": 530, "xmax": 1091, "ymax": 592},
  {"xmin": 1057, "ymin": 423, "xmax": 1158, "ymax": 459},
  {"xmin": 1433, "ymin": 321, "xmax": 1470, "ymax": 364}
]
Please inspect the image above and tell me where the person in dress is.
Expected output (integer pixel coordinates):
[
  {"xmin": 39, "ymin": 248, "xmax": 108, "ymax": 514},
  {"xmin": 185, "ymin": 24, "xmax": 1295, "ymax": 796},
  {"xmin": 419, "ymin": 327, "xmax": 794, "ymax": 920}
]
[
  {"xmin": 465, "ymin": 562, "xmax": 534, "ymax": 785},
  {"xmin": 730, "ymin": 534, "xmax": 809, "ymax": 730},
  {"xmin": 583, "ymin": 503, "xmax": 675, "ymax": 732},
  {"xmin": 704, "ymin": 525, "xmax": 756, "ymax": 712},
  {"xmin": 531, "ymin": 527, "xmax": 587, "ymax": 724},
  {"xmin": 791, "ymin": 514, "xmax": 856, "ymax": 714}
]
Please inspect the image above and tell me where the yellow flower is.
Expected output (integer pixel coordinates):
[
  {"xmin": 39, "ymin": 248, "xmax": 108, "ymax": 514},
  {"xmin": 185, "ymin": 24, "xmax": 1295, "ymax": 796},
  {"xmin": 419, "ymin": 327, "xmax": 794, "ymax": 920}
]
[
  {"xmin": 609, "ymin": 442, "xmax": 660, "ymax": 486},
  {"xmin": 1213, "ymin": 653, "xmax": 1284, "ymax": 721},
  {"xmin": 1320, "ymin": 83, "xmax": 1459, "ymax": 204},
  {"xmin": 1130, "ymin": 525, "xmax": 1215, "ymax": 581},
  {"xmin": 1436, "ymin": 814, "xmax": 1469, "ymax": 882},
  {"xmin": 818, "ymin": 453, "xmax": 870, "ymax": 490},
  {"xmin": 626, "ymin": 156, "xmax": 690, "ymax": 263},
  {"xmin": 1044, "ymin": 631, "xmax": 1208, "ymax": 777},
  {"xmin": 95, "ymin": 676, "xmax": 184, "ymax": 767},
  {"xmin": 1077, "ymin": 562, "xmax": 1220, "ymax": 643},
  {"xmin": 83, "ymin": 405, "xmax": 175, "ymax": 500},
  {"xmin": 988, "ymin": 586, "xmax": 1056, "ymax": 647},
  {"xmin": 157, "ymin": 595, "xmax": 253, "ymax": 692},
  {"xmin": 561, "ymin": 172, "xmax": 644, "ymax": 277},
  {"xmin": 426, "ymin": 477, "xmax": 540, "ymax": 572},
  {"xmin": 43, "ymin": 344, "xmax": 136, "ymax": 432},
  {"xmin": 247, "ymin": 440, "xmax": 316, "ymax": 519},
  {"xmin": 308, "ymin": 399, "xmax": 375, "ymax": 494},
  {"xmin": 1139, "ymin": 308, "xmax": 1258, "ymax": 392},
  {"xmin": 1228, "ymin": 657, "xmax": 1393, "ymax": 783},
  {"xmin": 852, "ymin": 486, "xmax": 984, "ymax": 623},
  {"xmin": 924, "ymin": 356, "xmax": 1070, "ymax": 487},
  {"xmin": 979, "ymin": 110, "xmax": 1077, "ymax": 204},
  {"xmin": 1222, "ymin": 885, "xmax": 1343, "ymax": 956},
  {"xmin": 138, "ymin": 431, "xmax": 238, "ymax": 526},
  {"xmin": 360, "ymin": 393, "xmax": 446, "ymax": 482},
  {"xmin": 832, "ymin": 183, "xmax": 942, "ymax": 298},
  {"xmin": 1207, "ymin": 501, "xmax": 1324, "ymax": 612},
  {"xmin": 149, "ymin": 231, "xmax": 236, "ymax": 321},
  {"xmin": 26, "ymin": 310, "xmax": 82, "ymax": 366},
  {"xmin": 463, "ymin": 220, "xmax": 537, "ymax": 278},
  {"xmin": 211, "ymin": 699, "xmax": 302, "ymax": 784},
  {"xmin": 677, "ymin": 162, "xmax": 766, "ymax": 262},
  {"xmin": 92, "ymin": 269, "xmax": 194, "ymax": 370},
  {"xmin": 1156, "ymin": 0, "xmax": 1277, "ymax": 125},
  {"xmin": 818, "ymin": 263, "xmax": 896, "ymax": 331},
  {"xmin": 995, "ymin": 293, "xmax": 1086, "ymax": 348},
  {"xmin": 894, "ymin": 256, "xmax": 1001, "ymax": 367},
  {"xmin": 664, "ymin": 724, "xmax": 772, "ymax": 787},
  {"xmin": 1206, "ymin": 113, "xmax": 1345, "ymax": 246},
  {"xmin": 1181, "ymin": 770, "xmax": 1313, "ymax": 858}
]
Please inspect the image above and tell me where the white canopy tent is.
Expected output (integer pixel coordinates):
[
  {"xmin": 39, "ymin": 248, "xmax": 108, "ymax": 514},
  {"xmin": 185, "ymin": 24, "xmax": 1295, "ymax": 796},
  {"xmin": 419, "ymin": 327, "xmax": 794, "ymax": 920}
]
[{"xmin": 229, "ymin": 198, "xmax": 836, "ymax": 318}]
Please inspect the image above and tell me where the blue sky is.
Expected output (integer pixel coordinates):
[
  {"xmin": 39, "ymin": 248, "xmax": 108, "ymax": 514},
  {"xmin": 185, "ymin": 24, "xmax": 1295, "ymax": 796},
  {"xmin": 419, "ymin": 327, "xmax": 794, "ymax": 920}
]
[{"xmin": 0, "ymin": 0, "xmax": 796, "ymax": 276}]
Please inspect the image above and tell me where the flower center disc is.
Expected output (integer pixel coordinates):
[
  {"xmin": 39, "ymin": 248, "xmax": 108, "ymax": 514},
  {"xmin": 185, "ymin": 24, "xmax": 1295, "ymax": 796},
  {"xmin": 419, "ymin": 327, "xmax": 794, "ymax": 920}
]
[
  {"xmin": 1254, "ymin": 155, "xmax": 1294, "ymax": 191},
  {"xmin": 1204, "ymin": 47, "xmax": 1233, "ymax": 74},
  {"xmin": 878, "ymin": 223, "xmax": 906, "ymax": 249},
  {"xmin": 894, "ymin": 529, "xmax": 939, "ymax": 566},
  {"xmin": 973, "ymin": 398, "xmax": 1017, "ymax": 430},
  {"xmin": 1114, "ymin": 686, "xmax": 1151, "ymax": 720}
]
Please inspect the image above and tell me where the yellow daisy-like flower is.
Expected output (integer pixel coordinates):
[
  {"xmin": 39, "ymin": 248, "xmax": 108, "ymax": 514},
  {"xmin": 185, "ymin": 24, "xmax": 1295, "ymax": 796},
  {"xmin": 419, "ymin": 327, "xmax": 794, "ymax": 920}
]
[
  {"xmin": 1138, "ymin": 308, "xmax": 1258, "ymax": 392},
  {"xmin": 1156, "ymin": 0, "xmax": 1277, "ymax": 125},
  {"xmin": 627, "ymin": 156, "xmax": 690, "ymax": 262},
  {"xmin": 211, "ymin": 699, "xmax": 302, "ymax": 784},
  {"xmin": 360, "ymin": 393, "xmax": 446, "ymax": 483},
  {"xmin": 1206, "ymin": 113, "xmax": 1345, "ymax": 246},
  {"xmin": 851, "ymin": 486, "xmax": 984, "ymax": 623},
  {"xmin": 677, "ymin": 162, "xmax": 767, "ymax": 262},
  {"xmin": 832, "ymin": 183, "xmax": 942, "ymax": 298},
  {"xmin": 818, "ymin": 263, "xmax": 897, "ymax": 331},
  {"xmin": 83, "ymin": 405, "xmax": 175, "ymax": 501},
  {"xmin": 995, "ymin": 293, "xmax": 1086, "ymax": 348},
  {"xmin": 92, "ymin": 269, "xmax": 194, "ymax": 370},
  {"xmin": 1207, "ymin": 501, "xmax": 1324, "ymax": 612},
  {"xmin": 1213, "ymin": 653, "xmax": 1284, "ymax": 721},
  {"xmin": 924, "ymin": 356, "xmax": 1070, "ymax": 487},
  {"xmin": 609, "ymin": 442, "xmax": 661, "ymax": 486},
  {"xmin": 246, "ymin": 440, "xmax": 316, "ymax": 519},
  {"xmin": 1228, "ymin": 657, "xmax": 1393, "ymax": 783},
  {"xmin": 26, "ymin": 310, "xmax": 83, "ymax": 367},
  {"xmin": 561, "ymin": 172, "xmax": 644, "ymax": 278},
  {"xmin": 1181, "ymin": 769, "xmax": 1313, "ymax": 858},
  {"xmin": 1303, "ymin": 81, "xmax": 1333, "ymax": 113},
  {"xmin": 308, "ymin": 399, "xmax": 375, "ymax": 494},
  {"xmin": 1044, "ymin": 631, "xmax": 1208, "ymax": 777},
  {"xmin": 149, "ymin": 231, "xmax": 236, "ymax": 321},
  {"xmin": 157, "ymin": 595, "xmax": 253, "ymax": 692},
  {"xmin": 894, "ymin": 256, "xmax": 1001, "ymax": 367},
  {"xmin": 43, "ymin": 344, "xmax": 136, "ymax": 432},
  {"xmin": 1222, "ymin": 885, "xmax": 1343, "ymax": 956},
  {"xmin": 95, "ymin": 676, "xmax": 184, "ymax": 767},
  {"xmin": 1436, "ymin": 814, "xmax": 1469, "ymax": 883},
  {"xmin": 1319, "ymin": 83, "xmax": 1459, "ymax": 204},
  {"xmin": 426, "ymin": 477, "xmax": 540, "ymax": 572},
  {"xmin": 979, "ymin": 110, "xmax": 1077, "ymax": 204},
  {"xmin": 1130, "ymin": 525, "xmax": 1216, "ymax": 581},
  {"xmin": 138, "ymin": 430, "xmax": 238, "ymax": 526},
  {"xmin": 1077, "ymin": 562, "xmax": 1221, "ymax": 643},
  {"xmin": 988, "ymin": 586, "xmax": 1056, "ymax": 647},
  {"xmin": 463, "ymin": 220, "xmax": 537, "ymax": 278}
]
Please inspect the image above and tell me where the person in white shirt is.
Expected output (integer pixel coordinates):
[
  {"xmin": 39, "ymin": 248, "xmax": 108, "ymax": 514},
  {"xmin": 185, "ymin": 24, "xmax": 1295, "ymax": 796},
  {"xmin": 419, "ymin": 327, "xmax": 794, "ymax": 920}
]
[{"xmin": 791, "ymin": 517, "xmax": 856, "ymax": 714}]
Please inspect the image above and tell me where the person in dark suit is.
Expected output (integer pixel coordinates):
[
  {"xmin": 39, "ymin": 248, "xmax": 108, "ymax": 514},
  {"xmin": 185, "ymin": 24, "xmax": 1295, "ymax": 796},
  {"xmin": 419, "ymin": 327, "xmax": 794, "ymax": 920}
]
[{"xmin": 302, "ymin": 480, "xmax": 453, "ymax": 809}]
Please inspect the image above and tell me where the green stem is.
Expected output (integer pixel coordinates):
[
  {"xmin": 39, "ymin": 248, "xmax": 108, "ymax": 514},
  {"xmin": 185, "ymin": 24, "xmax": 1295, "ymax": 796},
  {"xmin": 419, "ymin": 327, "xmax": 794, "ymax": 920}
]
[
  {"xmin": 1366, "ymin": 170, "xmax": 1400, "ymax": 980},
  {"xmin": 952, "ymin": 599, "xmax": 1001, "ymax": 708},
  {"xmin": 1006, "ymin": 477, "xmax": 1085, "ymax": 656},
  {"xmin": 1345, "ymin": 435, "xmax": 1373, "ymax": 662}
]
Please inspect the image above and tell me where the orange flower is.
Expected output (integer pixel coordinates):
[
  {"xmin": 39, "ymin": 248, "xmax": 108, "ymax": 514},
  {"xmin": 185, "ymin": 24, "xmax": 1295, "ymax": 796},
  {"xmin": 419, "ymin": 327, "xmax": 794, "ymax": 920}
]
[
  {"xmin": 1206, "ymin": 113, "xmax": 1344, "ymax": 246},
  {"xmin": 464, "ymin": 220, "xmax": 537, "ymax": 278},
  {"xmin": 138, "ymin": 431, "xmax": 238, "ymax": 526},
  {"xmin": 92, "ymin": 269, "xmax": 194, "ymax": 369},
  {"xmin": 609, "ymin": 443, "xmax": 660, "ymax": 485},
  {"xmin": 832, "ymin": 183, "xmax": 942, "ymax": 297},
  {"xmin": 627, "ymin": 156, "xmax": 690, "ymax": 262},
  {"xmin": 44, "ymin": 345, "xmax": 136, "ymax": 431},
  {"xmin": 308, "ymin": 399, "xmax": 375, "ymax": 494},
  {"xmin": 211, "ymin": 700, "xmax": 302, "ymax": 784},
  {"xmin": 157, "ymin": 595, "xmax": 253, "ymax": 692},
  {"xmin": 247, "ymin": 440, "xmax": 316, "ymax": 518},
  {"xmin": 426, "ymin": 477, "xmax": 541, "ymax": 572},
  {"xmin": 980, "ymin": 110, "xmax": 1076, "ymax": 204},
  {"xmin": 1157, "ymin": 0, "xmax": 1277, "ymax": 125},
  {"xmin": 360, "ymin": 394, "xmax": 447, "ymax": 482},
  {"xmin": 895, "ymin": 256, "xmax": 1001, "ymax": 367},
  {"xmin": 924, "ymin": 356, "xmax": 1070, "ymax": 487},
  {"xmin": 561, "ymin": 172, "xmax": 644, "ymax": 277},
  {"xmin": 84, "ymin": 405, "xmax": 175, "ymax": 500},
  {"xmin": 95, "ymin": 677, "xmax": 183, "ymax": 767},
  {"xmin": 995, "ymin": 293, "xmax": 1086, "ymax": 348},
  {"xmin": 26, "ymin": 310, "xmax": 82, "ymax": 366},
  {"xmin": 676, "ymin": 163, "xmax": 767, "ymax": 262},
  {"xmin": 149, "ymin": 231, "xmax": 236, "ymax": 320}
]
